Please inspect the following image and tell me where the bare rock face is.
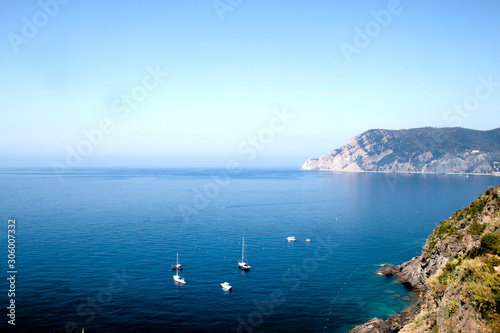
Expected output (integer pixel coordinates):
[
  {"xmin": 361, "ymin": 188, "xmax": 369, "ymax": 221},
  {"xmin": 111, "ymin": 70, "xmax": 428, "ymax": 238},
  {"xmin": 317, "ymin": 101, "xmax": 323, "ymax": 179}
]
[
  {"xmin": 399, "ymin": 287, "xmax": 492, "ymax": 333},
  {"xmin": 301, "ymin": 127, "xmax": 500, "ymax": 176},
  {"xmin": 348, "ymin": 318, "xmax": 391, "ymax": 333}
]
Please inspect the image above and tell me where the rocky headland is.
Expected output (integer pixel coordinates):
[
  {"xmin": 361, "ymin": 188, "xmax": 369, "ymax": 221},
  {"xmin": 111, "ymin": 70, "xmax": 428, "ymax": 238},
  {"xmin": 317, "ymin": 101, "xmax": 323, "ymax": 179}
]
[
  {"xmin": 349, "ymin": 185, "xmax": 500, "ymax": 332},
  {"xmin": 301, "ymin": 127, "xmax": 500, "ymax": 176}
]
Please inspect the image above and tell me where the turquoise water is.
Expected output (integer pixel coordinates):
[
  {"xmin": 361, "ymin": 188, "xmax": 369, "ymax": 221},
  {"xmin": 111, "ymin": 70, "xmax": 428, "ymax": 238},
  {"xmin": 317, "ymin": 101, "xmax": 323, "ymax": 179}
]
[{"xmin": 0, "ymin": 169, "xmax": 498, "ymax": 332}]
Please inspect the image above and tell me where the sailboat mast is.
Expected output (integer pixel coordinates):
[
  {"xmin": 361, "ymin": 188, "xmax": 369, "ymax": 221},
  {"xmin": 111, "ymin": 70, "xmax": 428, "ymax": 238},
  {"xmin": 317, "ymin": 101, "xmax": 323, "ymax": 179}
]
[
  {"xmin": 176, "ymin": 253, "xmax": 179, "ymax": 277},
  {"xmin": 242, "ymin": 238, "xmax": 245, "ymax": 261}
]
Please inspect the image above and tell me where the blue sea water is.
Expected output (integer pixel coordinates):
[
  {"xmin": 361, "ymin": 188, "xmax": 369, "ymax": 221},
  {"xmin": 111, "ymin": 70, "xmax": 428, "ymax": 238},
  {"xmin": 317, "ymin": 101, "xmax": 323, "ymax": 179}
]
[{"xmin": 0, "ymin": 168, "xmax": 499, "ymax": 333}]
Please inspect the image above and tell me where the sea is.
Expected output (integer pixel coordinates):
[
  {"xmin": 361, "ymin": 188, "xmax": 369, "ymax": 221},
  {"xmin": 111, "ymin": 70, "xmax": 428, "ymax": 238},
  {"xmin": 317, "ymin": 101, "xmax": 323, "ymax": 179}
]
[{"xmin": 1, "ymin": 168, "xmax": 498, "ymax": 333}]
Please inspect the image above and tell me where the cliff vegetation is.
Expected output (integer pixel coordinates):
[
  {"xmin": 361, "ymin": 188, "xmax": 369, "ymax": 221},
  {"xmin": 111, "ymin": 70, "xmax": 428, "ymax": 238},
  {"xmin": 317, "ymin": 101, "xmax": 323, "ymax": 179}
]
[{"xmin": 350, "ymin": 185, "xmax": 500, "ymax": 333}]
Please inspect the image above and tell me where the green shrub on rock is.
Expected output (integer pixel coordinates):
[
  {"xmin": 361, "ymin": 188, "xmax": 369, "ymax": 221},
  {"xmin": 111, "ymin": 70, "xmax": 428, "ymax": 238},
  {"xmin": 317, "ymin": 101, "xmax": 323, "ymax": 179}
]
[
  {"xmin": 448, "ymin": 299, "xmax": 458, "ymax": 315},
  {"xmin": 471, "ymin": 219, "xmax": 487, "ymax": 236},
  {"xmin": 480, "ymin": 233, "xmax": 500, "ymax": 255}
]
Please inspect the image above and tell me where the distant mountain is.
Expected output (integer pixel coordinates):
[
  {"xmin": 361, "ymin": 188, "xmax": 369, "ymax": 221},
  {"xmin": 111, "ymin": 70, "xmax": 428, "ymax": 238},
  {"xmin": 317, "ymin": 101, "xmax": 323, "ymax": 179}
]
[{"xmin": 301, "ymin": 127, "xmax": 500, "ymax": 175}]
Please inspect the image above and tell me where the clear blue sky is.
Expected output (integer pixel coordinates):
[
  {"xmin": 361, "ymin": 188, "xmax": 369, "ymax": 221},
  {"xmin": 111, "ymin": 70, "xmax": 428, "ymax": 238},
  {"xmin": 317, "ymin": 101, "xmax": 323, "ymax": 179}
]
[{"xmin": 1, "ymin": 0, "xmax": 499, "ymax": 168}]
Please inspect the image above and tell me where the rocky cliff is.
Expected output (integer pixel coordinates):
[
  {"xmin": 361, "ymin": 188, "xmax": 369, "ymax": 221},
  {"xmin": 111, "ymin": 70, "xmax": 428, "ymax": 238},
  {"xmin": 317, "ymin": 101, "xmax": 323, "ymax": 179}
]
[
  {"xmin": 301, "ymin": 127, "xmax": 500, "ymax": 175},
  {"xmin": 350, "ymin": 185, "xmax": 500, "ymax": 333}
]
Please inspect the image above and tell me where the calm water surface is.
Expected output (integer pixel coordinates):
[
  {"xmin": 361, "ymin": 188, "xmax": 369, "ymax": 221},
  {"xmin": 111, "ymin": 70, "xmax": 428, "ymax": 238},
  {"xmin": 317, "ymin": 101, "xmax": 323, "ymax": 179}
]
[{"xmin": 0, "ymin": 169, "xmax": 498, "ymax": 332}]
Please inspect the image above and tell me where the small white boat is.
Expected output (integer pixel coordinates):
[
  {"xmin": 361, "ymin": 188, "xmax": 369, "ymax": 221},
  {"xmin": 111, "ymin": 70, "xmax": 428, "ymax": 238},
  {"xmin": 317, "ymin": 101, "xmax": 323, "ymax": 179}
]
[
  {"xmin": 238, "ymin": 237, "xmax": 251, "ymax": 271},
  {"xmin": 173, "ymin": 253, "xmax": 186, "ymax": 284},
  {"xmin": 173, "ymin": 275, "xmax": 186, "ymax": 284},
  {"xmin": 306, "ymin": 238, "xmax": 311, "ymax": 243},
  {"xmin": 221, "ymin": 282, "xmax": 232, "ymax": 291},
  {"xmin": 287, "ymin": 236, "xmax": 296, "ymax": 242}
]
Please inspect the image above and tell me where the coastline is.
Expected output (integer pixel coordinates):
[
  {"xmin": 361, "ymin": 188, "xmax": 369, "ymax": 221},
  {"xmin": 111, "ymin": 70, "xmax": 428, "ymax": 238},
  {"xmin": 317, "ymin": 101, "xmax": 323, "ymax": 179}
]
[
  {"xmin": 347, "ymin": 263, "xmax": 427, "ymax": 333},
  {"xmin": 348, "ymin": 185, "xmax": 500, "ymax": 333},
  {"xmin": 300, "ymin": 169, "xmax": 500, "ymax": 177}
]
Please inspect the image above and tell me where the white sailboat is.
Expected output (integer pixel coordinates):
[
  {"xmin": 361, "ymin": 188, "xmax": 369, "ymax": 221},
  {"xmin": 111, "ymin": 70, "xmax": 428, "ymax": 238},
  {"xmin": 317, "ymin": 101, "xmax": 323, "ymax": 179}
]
[
  {"xmin": 173, "ymin": 253, "xmax": 186, "ymax": 284},
  {"xmin": 238, "ymin": 237, "xmax": 251, "ymax": 271},
  {"xmin": 172, "ymin": 252, "xmax": 183, "ymax": 270}
]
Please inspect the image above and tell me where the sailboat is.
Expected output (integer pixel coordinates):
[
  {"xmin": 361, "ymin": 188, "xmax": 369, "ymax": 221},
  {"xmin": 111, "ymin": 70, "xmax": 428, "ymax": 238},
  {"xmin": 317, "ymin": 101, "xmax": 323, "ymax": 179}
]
[
  {"xmin": 173, "ymin": 253, "xmax": 186, "ymax": 284},
  {"xmin": 172, "ymin": 252, "xmax": 183, "ymax": 270},
  {"xmin": 238, "ymin": 237, "xmax": 251, "ymax": 271}
]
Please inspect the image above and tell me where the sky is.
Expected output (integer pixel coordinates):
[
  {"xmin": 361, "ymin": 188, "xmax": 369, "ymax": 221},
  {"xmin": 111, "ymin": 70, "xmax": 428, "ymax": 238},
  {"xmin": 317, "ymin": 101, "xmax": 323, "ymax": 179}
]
[{"xmin": 1, "ymin": 0, "xmax": 499, "ymax": 168}]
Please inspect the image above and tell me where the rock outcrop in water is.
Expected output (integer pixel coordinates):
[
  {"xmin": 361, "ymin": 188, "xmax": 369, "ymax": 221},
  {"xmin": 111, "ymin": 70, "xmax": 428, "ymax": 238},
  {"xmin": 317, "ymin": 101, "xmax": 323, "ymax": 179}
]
[
  {"xmin": 349, "ymin": 185, "xmax": 500, "ymax": 332},
  {"xmin": 301, "ymin": 127, "xmax": 500, "ymax": 176}
]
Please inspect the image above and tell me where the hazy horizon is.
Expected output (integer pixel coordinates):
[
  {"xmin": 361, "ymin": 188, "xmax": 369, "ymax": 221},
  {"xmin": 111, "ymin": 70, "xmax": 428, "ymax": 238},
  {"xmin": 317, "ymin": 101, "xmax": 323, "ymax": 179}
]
[{"xmin": 3, "ymin": 125, "xmax": 500, "ymax": 170}]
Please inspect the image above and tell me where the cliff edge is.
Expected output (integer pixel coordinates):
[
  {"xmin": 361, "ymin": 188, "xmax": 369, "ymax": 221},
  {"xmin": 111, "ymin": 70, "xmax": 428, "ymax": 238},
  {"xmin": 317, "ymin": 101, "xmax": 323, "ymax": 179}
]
[{"xmin": 350, "ymin": 185, "xmax": 500, "ymax": 332}]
